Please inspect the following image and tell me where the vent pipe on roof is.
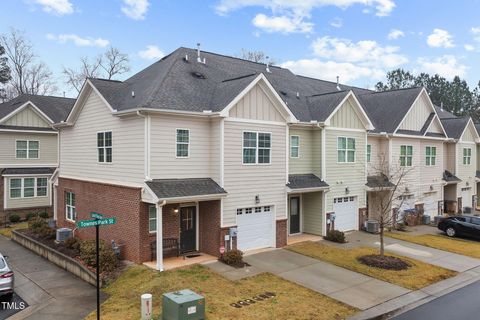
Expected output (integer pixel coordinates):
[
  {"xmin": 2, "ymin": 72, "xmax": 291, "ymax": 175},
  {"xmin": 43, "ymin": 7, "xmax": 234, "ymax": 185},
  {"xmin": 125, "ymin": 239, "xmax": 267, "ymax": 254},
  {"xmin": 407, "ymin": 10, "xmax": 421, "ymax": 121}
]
[
  {"xmin": 440, "ymin": 101, "xmax": 444, "ymax": 111},
  {"xmin": 296, "ymin": 92, "xmax": 299, "ymax": 98},
  {"xmin": 197, "ymin": 43, "xmax": 202, "ymax": 63},
  {"xmin": 336, "ymin": 76, "xmax": 341, "ymax": 91},
  {"xmin": 132, "ymin": 91, "xmax": 135, "ymax": 98},
  {"xmin": 185, "ymin": 54, "xmax": 189, "ymax": 62},
  {"xmin": 265, "ymin": 56, "xmax": 271, "ymax": 73}
]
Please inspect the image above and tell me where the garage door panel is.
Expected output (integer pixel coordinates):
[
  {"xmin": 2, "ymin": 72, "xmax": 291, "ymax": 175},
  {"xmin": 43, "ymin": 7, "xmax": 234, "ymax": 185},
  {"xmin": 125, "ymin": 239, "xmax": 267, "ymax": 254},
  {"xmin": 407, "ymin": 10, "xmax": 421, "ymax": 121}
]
[
  {"xmin": 333, "ymin": 196, "xmax": 357, "ymax": 231},
  {"xmin": 423, "ymin": 194, "xmax": 438, "ymax": 216},
  {"xmin": 237, "ymin": 207, "xmax": 274, "ymax": 251}
]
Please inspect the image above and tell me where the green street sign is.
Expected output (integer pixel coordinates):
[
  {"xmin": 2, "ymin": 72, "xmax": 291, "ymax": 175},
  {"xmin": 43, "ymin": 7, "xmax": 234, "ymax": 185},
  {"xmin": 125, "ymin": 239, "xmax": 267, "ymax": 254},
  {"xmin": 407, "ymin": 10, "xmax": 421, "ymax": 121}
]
[
  {"xmin": 90, "ymin": 212, "xmax": 104, "ymax": 219},
  {"xmin": 77, "ymin": 217, "xmax": 116, "ymax": 228}
]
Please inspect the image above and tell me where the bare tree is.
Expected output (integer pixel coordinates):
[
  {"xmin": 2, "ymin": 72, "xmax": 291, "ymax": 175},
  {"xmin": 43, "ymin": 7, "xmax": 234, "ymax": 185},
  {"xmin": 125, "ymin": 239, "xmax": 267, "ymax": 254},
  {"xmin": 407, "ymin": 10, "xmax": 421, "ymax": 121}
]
[
  {"xmin": 368, "ymin": 155, "xmax": 412, "ymax": 256},
  {"xmin": 63, "ymin": 47, "xmax": 130, "ymax": 93},
  {"xmin": 0, "ymin": 28, "xmax": 56, "ymax": 97},
  {"xmin": 239, "ymin": 49, "xmax": 275, "ymax": 64}
]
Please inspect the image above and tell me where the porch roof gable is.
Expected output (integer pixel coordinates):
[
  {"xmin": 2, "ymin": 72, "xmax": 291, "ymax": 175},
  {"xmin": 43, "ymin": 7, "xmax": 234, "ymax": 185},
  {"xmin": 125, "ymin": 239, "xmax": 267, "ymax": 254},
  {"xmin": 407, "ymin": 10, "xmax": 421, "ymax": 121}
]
[{"xmin": 145, "ymin": 178, "xmax": 227, "ymax": 201}]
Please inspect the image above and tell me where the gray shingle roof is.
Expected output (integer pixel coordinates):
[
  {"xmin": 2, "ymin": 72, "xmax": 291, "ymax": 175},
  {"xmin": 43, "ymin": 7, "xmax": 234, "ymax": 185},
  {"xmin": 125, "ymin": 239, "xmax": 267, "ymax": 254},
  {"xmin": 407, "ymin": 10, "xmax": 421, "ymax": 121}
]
[
  {"xmin": 0, "ymin": 94, "xmax": 75, "ymax": 124},
  {"xmin": 440, "ymin": 117, "xmax": 469, "ymax": 139},
  {"xmin": 0, "ymin": 125, "xmax": 56, "ymax": 132},
  {"xmin": 1, "ymin": 167, "xmax": 55, "ymax": 175},
  {"xmin": 357, "ymin": 87, "xmax": 423, "ymax": 133},
  {"xmin": 434, "ymin": 105, "xmax": 456, "ymax": 119},
  {"xmin": 366, "ymin": 175, "xmax": 395, "ymax": 188},
  {"xmin": 146, "ymin": 178, "xmax": 227, "ymax": 199},
  {"xmin": 287, "ymin": 174, "xmax": 329, "ymax": 190},
  {"xmin": 443, "ymin": 170, "xmax": 461, "ymax": 182},
  {"xmin": 90, "ymin": 47, "xmax": 371, "ymax": 122}
]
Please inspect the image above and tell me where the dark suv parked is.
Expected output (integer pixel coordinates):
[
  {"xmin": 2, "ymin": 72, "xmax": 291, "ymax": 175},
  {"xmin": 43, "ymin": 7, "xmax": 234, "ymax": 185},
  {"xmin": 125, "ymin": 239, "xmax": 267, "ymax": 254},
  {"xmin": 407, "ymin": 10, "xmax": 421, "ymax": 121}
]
[{"xmin": 437, "ymin": 215, "xmax": 480, "ymax": 239}]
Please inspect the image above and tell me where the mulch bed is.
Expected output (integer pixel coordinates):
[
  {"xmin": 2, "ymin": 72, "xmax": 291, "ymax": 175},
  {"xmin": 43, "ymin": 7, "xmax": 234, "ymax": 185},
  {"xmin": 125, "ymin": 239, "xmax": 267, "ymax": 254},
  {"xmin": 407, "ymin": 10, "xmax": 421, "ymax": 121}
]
[
  {"xmin": 357, "ymin": 254, "xmax": 411, "ymax": 270},
  {"xmin": 219, "ymin": 259, "xmax": 251, "ymax": 269}
]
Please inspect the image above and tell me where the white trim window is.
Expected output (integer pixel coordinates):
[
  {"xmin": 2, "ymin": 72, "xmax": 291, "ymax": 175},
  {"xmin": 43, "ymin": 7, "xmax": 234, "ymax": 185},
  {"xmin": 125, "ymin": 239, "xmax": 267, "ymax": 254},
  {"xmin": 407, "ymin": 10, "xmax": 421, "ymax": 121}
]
[
  {"xmin": 148, "ymin": 205, "xmax": 157, "ymax": 232},
  {"xmin": 463, "ymin": 148, "xmax": 472, "ymax": 165},
  {"xmin": 243, "ymin": 131, "xmax": 271, "ymax": 164},
  {"xmin": 400, "ymin": 145, "xmax": 413, "ymax": 167},
  {"xmin": 9, "ymin": 177, "xmax": 47, "ymax": 198},
  {"xmin": 337, "ymin": 137, "xmax": 355, "ymax": 163},
  {"xmin": 425, "ymin": 146, "xmax": 436, "ymax": 166},
  {"xmin": 367, "ymin": 144, "xmax": 371, "ymax": 163},
  {"xmin": 176, "ymin": 129, "xmax": 190, "ymax": 158},
  {"xmin": 65, "ymin": 192, "xmax": 76, "ymax": 221},
  {"xmin": 97, "ymin": 131, "xmax": 112, "ymax": 163},
  {"xmin": 16, "ymin": 140, "xmax": 39, "ymax": 159},
  {"xmin": 290, "ymin": 135, "xmax": 299, "ymax": 158}
]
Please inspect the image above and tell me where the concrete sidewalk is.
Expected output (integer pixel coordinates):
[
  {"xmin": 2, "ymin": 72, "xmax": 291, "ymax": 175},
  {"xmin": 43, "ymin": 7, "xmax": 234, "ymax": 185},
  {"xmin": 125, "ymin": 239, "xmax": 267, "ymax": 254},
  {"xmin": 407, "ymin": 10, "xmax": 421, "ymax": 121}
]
[
  {"xmin": 240, "ymin": 249, "xmax": 410, "ymax": 310},
  {"xmin": 0, "ymin": 235, "xmax": 104, "ymax": 320}
]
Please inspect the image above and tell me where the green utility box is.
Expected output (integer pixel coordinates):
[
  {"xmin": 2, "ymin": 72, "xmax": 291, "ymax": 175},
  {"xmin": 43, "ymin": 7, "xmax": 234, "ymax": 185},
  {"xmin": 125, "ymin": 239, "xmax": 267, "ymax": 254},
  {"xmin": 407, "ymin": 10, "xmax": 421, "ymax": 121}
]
[{"xmin": 162, "ymin": 289, "xmax": 205, "ymax": 320}]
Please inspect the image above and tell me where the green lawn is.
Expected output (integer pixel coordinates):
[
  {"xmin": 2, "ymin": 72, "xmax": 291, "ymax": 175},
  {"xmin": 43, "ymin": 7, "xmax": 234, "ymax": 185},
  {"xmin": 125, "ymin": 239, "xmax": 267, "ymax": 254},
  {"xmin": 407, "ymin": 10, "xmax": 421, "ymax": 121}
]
[
  {"xmin": 288, "ymin": 241, "xmax": 456, "ymax": 290},
  {"xmin": 86, "ymin": 264, "xmax": 357, "ymax": 320},
  {"xmin": 386, "ymin": 232, "xmax": 480, "ymax": 259},
  {"xmin": 0, "ymin": 221, "xmax": 29, "ymax": 238}
]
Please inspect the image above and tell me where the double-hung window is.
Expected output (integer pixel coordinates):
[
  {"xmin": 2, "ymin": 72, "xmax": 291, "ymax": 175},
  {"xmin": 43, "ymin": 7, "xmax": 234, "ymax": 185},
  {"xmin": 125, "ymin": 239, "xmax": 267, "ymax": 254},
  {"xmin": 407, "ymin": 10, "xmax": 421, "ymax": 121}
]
[
  {"xmin": 97, "ymin": 131, "xmax": 112, "ymax": 163},
  {"xmin": 65, "ymin": 192, "xmax": 76, "ymax": 221},
  {"xmin": 176, "ymin": 129, "xmax": 190, "ymax": 157},
  {"xmin": 425, "ymin": 146, "xmax": 436, "ymax": 166},
  {"xmin": 10, "ymin": 177, "xmax": 48, "ymax": 198},
  {"xmin": 400, "ymin": 145, "xmax": 413, "ymax": 167},
  {"xmin": 243, "ymin": 131, "xmax": 271, "ymax": 164},
  {"xmin": 9, "ymin": 179, "xmax": 21, "ymax": 198},
  {"xmin": 37, "ymin": 178, "xmax": 48, "ymax": 196},
  {"xmin": 337, "ymin": 137, "xmax": 355, "ymax": 163},
  {"xmin": 290, "ymin": 135, "xmax": 299, "ymax": 158},
  {"xmin": 148, "ymin": 205, "xmax": 157, "ymax": 232},
  {"xmin": 367, "ymin": 144, "xmax": 371, "ymax": 163},
  {"xmin": 16, "ymin": 140, "xmax": 39, "ymax": 159},
  {"xmin": 463, "ymin": 148, "xmax": 472, "ymax": 165}
]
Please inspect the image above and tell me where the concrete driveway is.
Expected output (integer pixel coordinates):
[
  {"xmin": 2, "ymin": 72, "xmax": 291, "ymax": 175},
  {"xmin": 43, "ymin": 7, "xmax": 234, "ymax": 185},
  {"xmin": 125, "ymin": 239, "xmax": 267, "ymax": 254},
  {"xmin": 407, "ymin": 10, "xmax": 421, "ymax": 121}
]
[
  {"xmin": 0, "ymin": 235, "xmax": 104, "ymax": 320},
  {"xmin": 243, "ymin": 249, "xmax": 410, "ymax": 310}
]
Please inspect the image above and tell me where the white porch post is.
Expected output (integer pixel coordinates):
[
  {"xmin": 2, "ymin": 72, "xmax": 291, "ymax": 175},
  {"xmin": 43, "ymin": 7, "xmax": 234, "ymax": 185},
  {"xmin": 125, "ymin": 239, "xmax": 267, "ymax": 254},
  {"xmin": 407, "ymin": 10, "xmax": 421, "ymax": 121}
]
[{"xmin": 156, "ymin": 203, "xmax": 163, "ymax": 271}]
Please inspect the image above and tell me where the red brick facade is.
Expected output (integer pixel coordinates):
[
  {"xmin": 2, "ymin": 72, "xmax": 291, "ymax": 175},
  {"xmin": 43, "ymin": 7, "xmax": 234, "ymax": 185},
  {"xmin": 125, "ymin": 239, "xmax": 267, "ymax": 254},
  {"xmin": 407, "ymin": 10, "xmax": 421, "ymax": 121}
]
[
  {"xmin": 198, "ymin": 200, "xmax": 221, "ymax": 257},
  {"xmin": 276, "ymin": 219, "xmax": 287, "ymax": 247}
]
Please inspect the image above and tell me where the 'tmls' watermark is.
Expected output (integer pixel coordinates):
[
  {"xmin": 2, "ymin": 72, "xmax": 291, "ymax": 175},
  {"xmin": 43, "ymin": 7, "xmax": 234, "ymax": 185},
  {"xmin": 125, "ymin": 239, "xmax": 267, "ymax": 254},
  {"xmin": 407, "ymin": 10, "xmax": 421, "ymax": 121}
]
[{"xmin": 1, "ymin": 301, "xmax": 27, "ymax": 310}]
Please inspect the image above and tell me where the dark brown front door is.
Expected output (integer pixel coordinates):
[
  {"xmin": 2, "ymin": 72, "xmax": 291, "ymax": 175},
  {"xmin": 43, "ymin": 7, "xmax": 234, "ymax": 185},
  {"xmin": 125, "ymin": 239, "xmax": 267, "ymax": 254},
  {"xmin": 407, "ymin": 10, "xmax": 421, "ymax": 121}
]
[
  {"xmin": 180, "ymin": 206, "xmax": 196, "ymax": 253},
  {"xmin": 290, "ymin": 196, "xmax": 301, "ymax": 234}
]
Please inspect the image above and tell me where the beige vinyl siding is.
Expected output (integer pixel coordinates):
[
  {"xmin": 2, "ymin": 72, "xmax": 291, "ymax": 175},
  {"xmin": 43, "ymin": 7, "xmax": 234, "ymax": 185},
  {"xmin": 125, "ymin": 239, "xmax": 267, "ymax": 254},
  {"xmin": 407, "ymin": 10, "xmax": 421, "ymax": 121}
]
[
  {"xmin": 420, "ymin": 140, "xmax": 444, "ymax": 186},
  {"xmin": 366, "ymin": 136, "xmax": 388, "ymax": 176},
  {"xmin": 228, "ymin": 83, "xmax": 284, "ymax": 122},
  {"xmin": 210, "ymin": 118, "xmax": 221, "ymax": 184},
  {"xmin": 477, "ymin": 145, "xmax": 480, "ymax": 170},
  {"xmin": 398, "ymin": 93, "xmax": 431, "ymax": 131},
  {"xmin": 444, "ymin": 143, "xmax": 456, "ymax": 173},
  {"xmin": 59, "ymin": 90, "xmax": 145, "ymax": 185},
  {"xmin": 2, "ymin": 105, "xmax": 51, "ymax": 128},
  {"xmin": 222, "ymin": 120, "xmax": 287, "ymax": 226},
  {"xmin": 301, "ymin": 191, "xmax": 323, "ymax": 235},
  {"xmin": 427, "ymin": 118, "xmax": 444, "ymax": 134},
  {"xmin": 330, "ymin": 98, "xmax": 364, "ymax": 129},
  {"xmin": 289, "ymin": 128, "xmax": 313, "ymax": 174},
  {"xmin": 461, "ymin": 124, "xmax": 477, "ymax": 142},
  {"xmin": 4, "ymin": 177, "xmax": 51, "ymax": 209},
  {"xmin": 0, "ymin": 132, "xmax": 57, "ymax": 166},
  {"xmin": 312, "ymin": 129, "xmax": 321, "ymax": 177},
  {"xmin": 456, "ymin": 140, "xmax": 476, "ymax": 199},
  {"xmin": 149, "ymin": 114, "xmax": 215, "ymax": 180},
  {"xmin": 324, "ymin": 129, "xmax": 366, "ymax": 212}
]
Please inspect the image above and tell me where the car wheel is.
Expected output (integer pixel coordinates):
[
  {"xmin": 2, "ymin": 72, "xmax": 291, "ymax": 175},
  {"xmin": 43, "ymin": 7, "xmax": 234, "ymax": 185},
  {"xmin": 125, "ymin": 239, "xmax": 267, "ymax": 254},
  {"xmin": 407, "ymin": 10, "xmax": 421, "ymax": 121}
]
[{"xmin": 446, "ymin": 227, "xmax": 456, "ymax": 237}]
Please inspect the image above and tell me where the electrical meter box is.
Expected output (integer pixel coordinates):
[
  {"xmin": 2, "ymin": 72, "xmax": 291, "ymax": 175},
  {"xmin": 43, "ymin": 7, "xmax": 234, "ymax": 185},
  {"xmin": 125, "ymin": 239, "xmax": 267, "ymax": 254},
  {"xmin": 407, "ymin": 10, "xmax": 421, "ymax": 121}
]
[{"xmin": 162, "ymin": 289, "xmax": 205, "ymax": 320}]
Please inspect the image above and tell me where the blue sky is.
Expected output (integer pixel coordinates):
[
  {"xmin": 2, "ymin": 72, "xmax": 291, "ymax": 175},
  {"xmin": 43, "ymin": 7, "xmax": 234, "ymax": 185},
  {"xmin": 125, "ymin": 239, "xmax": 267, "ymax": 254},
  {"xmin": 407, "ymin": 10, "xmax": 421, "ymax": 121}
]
[{"xmin": 1, "ymin": 0, "xmax": 480, "ymax": 97}]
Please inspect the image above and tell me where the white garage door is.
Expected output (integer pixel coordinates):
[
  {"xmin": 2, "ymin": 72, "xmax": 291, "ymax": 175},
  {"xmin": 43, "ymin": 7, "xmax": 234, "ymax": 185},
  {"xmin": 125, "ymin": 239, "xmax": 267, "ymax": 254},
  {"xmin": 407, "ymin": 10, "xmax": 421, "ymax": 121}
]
[
  {"xmin": 237, "ymin": 206, "xmax": 274, "ymax": 251},
  {"xmin": 423, "ymin": 194, "xmax": 439, "ymax": 217},
  {"xmin": 333, "ymin": 196, "xmax": 357, "ymax": 231},
  {"xmin": 461, "ymin": 187, "xmax": 472, "ymax": 208}
]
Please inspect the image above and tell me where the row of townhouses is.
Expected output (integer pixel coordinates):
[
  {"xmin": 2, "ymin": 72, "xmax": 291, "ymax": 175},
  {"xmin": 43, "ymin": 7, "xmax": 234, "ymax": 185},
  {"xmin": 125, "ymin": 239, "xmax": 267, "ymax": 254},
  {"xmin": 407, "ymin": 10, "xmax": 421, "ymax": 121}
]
[{"xmin": 1, "ymin": 47, "xmax": 479, "ymax": 271}]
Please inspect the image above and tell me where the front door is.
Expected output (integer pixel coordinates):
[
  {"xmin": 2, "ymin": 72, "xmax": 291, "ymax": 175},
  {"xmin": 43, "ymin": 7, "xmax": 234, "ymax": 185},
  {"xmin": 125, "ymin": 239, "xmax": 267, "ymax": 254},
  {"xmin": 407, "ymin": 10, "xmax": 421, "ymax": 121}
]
[
  {"xmin": 180, "ymin": 206, "xmax": 196, "ymax": 253},
  {"xmin": 289, "ymin": 196, "xmax": 301, "ymax": 234}
]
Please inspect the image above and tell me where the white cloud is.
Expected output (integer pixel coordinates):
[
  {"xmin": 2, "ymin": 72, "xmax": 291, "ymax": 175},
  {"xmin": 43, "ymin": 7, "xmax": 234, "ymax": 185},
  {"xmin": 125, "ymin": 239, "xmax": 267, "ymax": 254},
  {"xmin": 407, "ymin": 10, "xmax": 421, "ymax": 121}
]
[
  {"xmin": 138, "ymin": 45, "xmax": 164, "ymax": 60},
  {"xmin": 471, "ymin": 27, "xmax": 480, "ymax": 42},
  {"xmin": 387, "ymin": 29, "xmax": 404, "ymax": 40},
  {"xmin": 33, "ymin": 0, "xmax": 73, "ymax": 15},
  {"xmin": 215, "ymin": 0, "xmax": 395, "ymax": 34},
  {"xmin": 311, "ymin": 36, "xmax": 408, "ymax": 68},
  {"xmin": 330, "ymin": 17, "xmax": 343, "ymax": 28},
  {"xmin": 121, "ymin": 0, "xmax": 150, "ymax": 20},
  {"xmin": 417, "ymin": 55, "xmax": 467, "ymax": 79},
  {"xmin": 464, "ymin": 44, "xmax": 475, "ymax": 51},
  {"xmin": 252, "ymin": 13, "xmax": 313, "ymax": 33},
  {"xmin": 281, "ymin": 59, "xmax": 384, "ymax": 82},
  {"xmin": 427, "ymin": 28, "xmax": 455, "ymax": 48},
  {"xmin": 46, "ymin": 33, "xmax": 109, "ymax": 47}
]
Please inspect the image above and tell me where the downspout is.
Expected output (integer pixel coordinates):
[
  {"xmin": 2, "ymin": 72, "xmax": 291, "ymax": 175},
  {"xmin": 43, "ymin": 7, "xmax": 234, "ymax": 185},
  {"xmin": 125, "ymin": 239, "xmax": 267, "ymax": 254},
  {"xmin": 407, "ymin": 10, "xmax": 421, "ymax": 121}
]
[{"xmin": 156, "ymin": 200, "xmax": 167, "ymax": 271}]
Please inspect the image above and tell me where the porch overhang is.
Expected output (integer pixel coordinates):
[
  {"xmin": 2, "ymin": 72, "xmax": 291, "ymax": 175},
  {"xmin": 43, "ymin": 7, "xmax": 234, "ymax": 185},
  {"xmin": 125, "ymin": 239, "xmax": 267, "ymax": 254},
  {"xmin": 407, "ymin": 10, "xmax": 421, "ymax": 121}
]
[
  {"xmin": 443, "ymin": 170, "xmax": 461, "ymax": 185},
  {"xmin": 145, "ymin": 178, "xmax": 227, "ymax": 202},
  {"xmin": 365, "ymin": 175, "xmax": 395, "ymax": 191},
  {"xmin": 286, "ymin": 174, "xmax": 329, "ymax": 194}
]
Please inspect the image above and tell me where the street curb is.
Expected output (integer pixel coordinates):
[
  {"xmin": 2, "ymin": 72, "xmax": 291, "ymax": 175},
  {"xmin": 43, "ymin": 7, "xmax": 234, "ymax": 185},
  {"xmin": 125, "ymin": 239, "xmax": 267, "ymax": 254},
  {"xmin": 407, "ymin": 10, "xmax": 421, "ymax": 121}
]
[{"xmin": 348, "ymin": 269, "xmax": 480, "ymax": 320}]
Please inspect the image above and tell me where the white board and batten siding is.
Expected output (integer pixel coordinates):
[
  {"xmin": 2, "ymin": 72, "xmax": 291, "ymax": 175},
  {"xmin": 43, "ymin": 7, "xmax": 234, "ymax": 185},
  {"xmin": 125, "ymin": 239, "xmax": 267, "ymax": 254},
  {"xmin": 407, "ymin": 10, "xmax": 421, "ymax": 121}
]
[
  {"xmin": 2, "ymin": 105, "xmax": 51, "ymax": 128},
  {"xmin": 289, "ymin": 128, "xmax": 321, "ymax": 176},
  {"xmin": 59, "ymin": 90, "xmax": 145, "ymax": 186},
  {"xmin": 330, "ymin": 99, "xmax": 365, "ymax": 129},
  {"xmin": 0, "ymin": 132, "xmax": 58, "ymax": 167},
  {"xmin": 398, "ymin": 93, "xmax": 432, "ymax": 131}
]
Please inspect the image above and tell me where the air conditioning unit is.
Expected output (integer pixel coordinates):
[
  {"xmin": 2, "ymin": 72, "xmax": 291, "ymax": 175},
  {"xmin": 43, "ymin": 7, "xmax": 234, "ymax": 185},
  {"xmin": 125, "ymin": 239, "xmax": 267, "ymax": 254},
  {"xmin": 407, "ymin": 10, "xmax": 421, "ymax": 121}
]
[
  {"xmin": 365, "ymin": 220, "xmax": 379, "ymax": 234},
  {"xmin": 56, "ymin": 228, "xmax": 72, "ymax": 243}
]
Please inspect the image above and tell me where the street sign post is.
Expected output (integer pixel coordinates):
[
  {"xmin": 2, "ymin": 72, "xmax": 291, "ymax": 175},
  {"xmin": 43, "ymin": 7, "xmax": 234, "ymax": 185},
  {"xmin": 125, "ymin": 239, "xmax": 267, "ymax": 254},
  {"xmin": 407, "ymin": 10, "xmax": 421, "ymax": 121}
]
[{"xmin": 77, "ymin": 213, "xmax": 117, "ymax": 320}]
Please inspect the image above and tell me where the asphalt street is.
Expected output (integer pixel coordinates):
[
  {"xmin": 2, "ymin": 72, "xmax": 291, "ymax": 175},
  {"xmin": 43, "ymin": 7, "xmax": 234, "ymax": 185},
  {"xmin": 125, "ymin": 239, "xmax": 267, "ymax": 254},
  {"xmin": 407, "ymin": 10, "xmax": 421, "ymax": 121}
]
[{"xmin": 393, "ymin": 280, "xmax": 480, "ymax": 320}]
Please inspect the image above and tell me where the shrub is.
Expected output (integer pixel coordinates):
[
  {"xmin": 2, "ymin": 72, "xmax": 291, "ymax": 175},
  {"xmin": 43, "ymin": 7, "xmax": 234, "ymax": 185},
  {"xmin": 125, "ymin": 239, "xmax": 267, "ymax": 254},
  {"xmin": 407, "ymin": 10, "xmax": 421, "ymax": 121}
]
[
  {"xmin": 37, "ymin": 226, "xmax": 56, "ymax": 240},
  {"xmin": 25, "ymin": 213, "xmax": 37, "ymax": 221},
  {"xmin": 222, "ymin": 249, "xmax": 244, "ymax": 266},
  {"xmin": 323, "ymin": 230, "xmax": 346, "ymax": 243},
  {"xmin": 39, "ymin": 211, "xmax": 49, "ymax": 219},
  {"xmin": 64, "ymin": 236, "xmax": 81, "ymax": 251},
  {"xmin": 8, "ymin": 214, "xmax": 20, "ymax": 223},
  {"xmin": 79, "ymin": 240, "xmax": 117, "ymax": 273},
  {"xmin": 28, "ymin": 217, "xmax": 47, "ymax": 232},
  {"xmin": 395, "ymin": 223, "xmax": 407, "ymax": 232}
]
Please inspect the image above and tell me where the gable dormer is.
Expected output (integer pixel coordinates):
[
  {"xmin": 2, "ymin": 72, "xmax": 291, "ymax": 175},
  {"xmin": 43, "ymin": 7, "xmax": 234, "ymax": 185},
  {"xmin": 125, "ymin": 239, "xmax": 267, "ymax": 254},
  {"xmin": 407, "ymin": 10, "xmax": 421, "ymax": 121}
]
[
  {"xmin": 460, "ymin": 120, "xmax": 478, "ymax": 142},
  {"xmin": 0, "ymin": 102, "xmax": 53, "ymax": 128},
  {"xmin": 398, "ymin": 90, "xmax": 433, "ymax": 131}
]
